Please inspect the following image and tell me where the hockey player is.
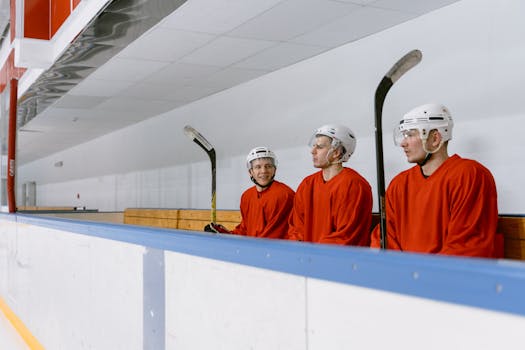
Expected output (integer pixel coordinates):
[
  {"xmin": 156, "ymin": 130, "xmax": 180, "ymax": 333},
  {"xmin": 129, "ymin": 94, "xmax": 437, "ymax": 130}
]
[
  {"xmin": 288, "ymin": 124, "xmax": 372, "ymax": 245},
  {"xmin": 371, "ymin": 103, "xmax": 501, "ymax": 257},
  {"xmin": 206, "ymin": 147, "xmax": 295, "ymax": 238}
]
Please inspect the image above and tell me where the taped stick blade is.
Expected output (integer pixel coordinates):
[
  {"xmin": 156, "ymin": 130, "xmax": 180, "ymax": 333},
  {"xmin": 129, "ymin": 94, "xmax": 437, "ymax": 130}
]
[
  {"xmin": 386, "ymin": 49, "xmax": 422, "ymax": 84},
  {"xmin": 183, "ymin": 125, "xmax": 214, "ymax": 152}
]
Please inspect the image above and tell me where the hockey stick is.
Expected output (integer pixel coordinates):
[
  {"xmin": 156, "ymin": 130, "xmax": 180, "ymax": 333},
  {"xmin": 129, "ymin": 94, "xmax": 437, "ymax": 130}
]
[
  {"xmin": 375, "ymin": 49, "xmax": 422, "ymax": 249},
  {"xmin": 183, "ymin": 125, "xmax": 217, "ymax": 225}
]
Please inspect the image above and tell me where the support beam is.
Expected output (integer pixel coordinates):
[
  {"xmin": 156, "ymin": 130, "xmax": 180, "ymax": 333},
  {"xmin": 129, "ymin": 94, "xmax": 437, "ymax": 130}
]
[{"xmin": 7, "ymin": 78, "xmax": 18, "ymax": 213}]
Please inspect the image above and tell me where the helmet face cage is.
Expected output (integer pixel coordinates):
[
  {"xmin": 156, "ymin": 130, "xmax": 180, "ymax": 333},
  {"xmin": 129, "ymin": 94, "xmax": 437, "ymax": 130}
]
[
  {"xmin": 308, "ymin": 124, "xmax": 356, "ymax": 162},
  {"xmin": 393, "ymin": 104, "xmax": 454, "ymax": 146},
  {"xmin": 246, "ymin": 147, "xmax": 278, "ymax": 169}
]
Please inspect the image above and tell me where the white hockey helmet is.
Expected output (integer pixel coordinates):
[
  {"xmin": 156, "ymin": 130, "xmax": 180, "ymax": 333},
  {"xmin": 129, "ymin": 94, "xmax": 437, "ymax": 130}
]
[
  {"xmin": 246, "ymin": 146, "xmax": 278, "ymax": 169},
  {"xmin": 310, "ymin": 124, "xmax": 356, "ymax": 162},
  {"xmin": 394, "ymin": 103, "xmax": 454, "ymax": 146}
]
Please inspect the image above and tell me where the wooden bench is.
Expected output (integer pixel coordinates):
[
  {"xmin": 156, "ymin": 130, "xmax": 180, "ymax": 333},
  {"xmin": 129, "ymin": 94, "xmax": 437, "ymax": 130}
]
[
  {"xmin": 124, "ymin": 208, "xmax": 242, "ymax": 231},
  {"xmin": 17, "ymin": 206, "xmax": 98, "ymax": 215},
  {"xmin": 499, "ymin": 215, "xmax": 525, "ymax": 260},
  {"xmin": 123, "ymin": 208, "xmax": 525, "ymax": 260},
  {"xmin": 17, "ymin": 206, "xmax": 77, "ymax": 211}
]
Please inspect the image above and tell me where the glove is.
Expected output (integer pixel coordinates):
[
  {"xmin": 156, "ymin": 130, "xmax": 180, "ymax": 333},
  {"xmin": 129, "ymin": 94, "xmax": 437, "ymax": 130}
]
[{"xmin": 203, "ymin": 223, "xmax": 231, "ymax": 234}]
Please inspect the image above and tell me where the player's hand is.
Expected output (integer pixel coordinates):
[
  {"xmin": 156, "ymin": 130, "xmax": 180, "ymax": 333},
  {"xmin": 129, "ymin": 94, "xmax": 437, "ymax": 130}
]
[{"xmin": 203, "ymin": 223, "xmax": 231, "ymax": 234}]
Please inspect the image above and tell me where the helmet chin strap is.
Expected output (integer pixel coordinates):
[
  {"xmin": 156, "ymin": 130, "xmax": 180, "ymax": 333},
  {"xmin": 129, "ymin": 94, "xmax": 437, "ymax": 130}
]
[
  {"xmin": 418, "ymin": 139, "xmax": 444, "ymax": 167},
  {"xmin": 418, "ymin": 152, "xmax": 432, "ymax": 166},
  {"xmin": 250, "ymin": 175, "xmax": 275, "ymax": 189},
  {"xmin": 325, "ymin": 148, "xmax": 343, "ymax": 166}
]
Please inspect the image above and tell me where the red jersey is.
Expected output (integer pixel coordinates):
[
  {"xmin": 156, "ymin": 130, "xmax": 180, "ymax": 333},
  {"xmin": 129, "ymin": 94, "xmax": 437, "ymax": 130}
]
[
  {"xmin": 371, "ymin": 154, "xmax": 498, "ymax": 257},
  {"xmin": 288, "ymin": 167, "xmax": 372, "ymax": 246},
  {"xmin": 232, "ymin": 181, "xmax": 295, "ymax": 239}
]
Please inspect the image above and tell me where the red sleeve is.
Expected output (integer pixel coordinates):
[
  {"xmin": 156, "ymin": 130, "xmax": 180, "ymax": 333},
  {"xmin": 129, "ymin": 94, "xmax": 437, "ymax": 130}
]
[
  {"xmin": 370, "ymin": 224, "xmax": 381, "ymax": 248},
  {"xmin": 231, "ymin": 191, "xmax": 250, "ymax": 236},
  {"xmin": 440, "ymin": 164, "xmax": 498, "ymax": 257},
  {"xmin": 232, "ymin": 222, "xmax": 247, "ymax": 236},
  {"xmin": 382, "ymin": 185, "xmax": 403, "ymax": 250},
  {"xmin": 318, "ymin": 177, "xmax": 372, "ymax": 246},
  {"xmin": 287, "ymin": 181, "xmax": 306, "ymax": 241}
]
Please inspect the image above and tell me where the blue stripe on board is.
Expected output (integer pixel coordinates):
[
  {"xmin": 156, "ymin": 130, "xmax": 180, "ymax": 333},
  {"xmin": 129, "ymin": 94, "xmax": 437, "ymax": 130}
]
[{"xmin": 9, "ymin": 213, "xmax": 525, "ymax": 317}]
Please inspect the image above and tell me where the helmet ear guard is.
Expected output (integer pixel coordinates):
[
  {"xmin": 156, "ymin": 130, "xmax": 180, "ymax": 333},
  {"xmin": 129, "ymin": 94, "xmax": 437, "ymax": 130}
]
[
  {"xmin": 394, "ymin": 103, "xmax": 454, "ymax": 146},
  {"xmin": 310, "ymin": 124, "xmax": 356, "ymax": 162}
]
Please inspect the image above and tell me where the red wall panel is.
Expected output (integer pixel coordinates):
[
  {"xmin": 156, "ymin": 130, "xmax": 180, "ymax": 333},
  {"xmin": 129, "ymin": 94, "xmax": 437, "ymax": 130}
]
[
  {"xmin": 0, "ymin": 52, "xmax": 27, "ymax": 94},
  {"xmin": 24, "ymin": 0, "xmax": 50, "ymax": 39},
  {"xmin": 51, "ymin": 0, "xmax": 71, "ymax": 37},
  {"xmin": 10, "ymin": 0, "xmax": 16, "ymax": 41},
  {"xmin": 23, "ymin": 0, "xmax": 77, "ymax": 39}
]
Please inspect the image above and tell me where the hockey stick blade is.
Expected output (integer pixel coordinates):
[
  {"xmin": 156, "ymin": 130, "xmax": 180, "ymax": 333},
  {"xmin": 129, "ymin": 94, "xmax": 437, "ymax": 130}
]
[
  {"xmin": 374, "ymin": 49, "xmax": 422, "ymax": 250},
  {"xmin": 184, "ymin": 125, "xmax": 214, "ymax": 152},
  {"xmin": 386, "ymin": 49, "xmax": 422, "ymax": 83},
  {"xmin": 183, "ymin": 125, "xmax": 217, "ymax": 225}
]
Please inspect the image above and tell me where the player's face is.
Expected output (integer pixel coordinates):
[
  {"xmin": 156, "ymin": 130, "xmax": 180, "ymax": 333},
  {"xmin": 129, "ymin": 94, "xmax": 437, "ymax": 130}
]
[
  {"xmin": 249, "ymin": 158, "xmax": 275, "ymax": 187},
  {"xmin": 399, "ymin": 129, "xmax": 427, "ymax": 163},
  {"xmin": 311, "ymin": 136, "xmax": 333, "ymax": 168}
]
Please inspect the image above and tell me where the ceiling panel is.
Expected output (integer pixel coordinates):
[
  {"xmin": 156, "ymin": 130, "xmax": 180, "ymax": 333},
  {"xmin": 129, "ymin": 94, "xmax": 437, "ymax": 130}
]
[
  {"xmin": 117, "ymin": 82, "xmax": 188, "ymax": 102},
  {"xmin": 233, "ymin": 42, "xmax": 327, "ymax": 70},
  {"xmin": 163, "ymin": 85, "xmax": 227, "ymax": 104},
  {"xmin": 143, "ymin": 62, "xmax": 222, "ymax": 86},
  {"xmin": 158, "ymin": 0, "xmax": 285, "ymax": 34},
  {"xmin": 228, "ymin": 0, "xmax": 361, "ymax": 41},
  {"xmin": 188, "ymin": 67, "xmax": 269, "ymax": 90},
  {"xmin": 88, "ymin": 57, "xmax": 171, "ymax": 82},
  {"xmin": 67, "ymin": 77, "xmax": 136, "ymax": 97},
  {"xmin": 36, "ymin": 107, "xmax": 97, "ymax": 121},
  {"xmin": 371, "ymin": 0, "xmax": 460, "ymax": 14},
  {"xmin": 53, "ymin": 95, "xmax": 109, "ymax": 109},
  {"xmin": 15, "ymin": 0, "xmax": 461, "ymax": 164},
  {"xmin": 93, "ymin": 96, "xmax": 177, "ymax": 115},
  {"xmin": 336, "ymin": 0, "xmax": 377, "ymax": 4},
  {"xmin": 179, "ymin": 36, "xmax": 277, "ymax": 67},
  {"xmin": 116, "ymin": 28, "xmax": 215, "ymax": 62},
  {"xmin": 291, "ymin": 6, "xmax": 415, "ymax": 47}
]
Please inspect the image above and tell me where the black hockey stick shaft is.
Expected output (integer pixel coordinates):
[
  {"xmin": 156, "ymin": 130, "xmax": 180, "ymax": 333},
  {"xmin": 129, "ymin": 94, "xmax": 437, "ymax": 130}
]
[
  {"xmin": 374, "ymin": 49, "xmax": 422, "ymax": 249},
  {"xmin": 183, "ymin": 125, "xmax": 217, "ymax": 224}
]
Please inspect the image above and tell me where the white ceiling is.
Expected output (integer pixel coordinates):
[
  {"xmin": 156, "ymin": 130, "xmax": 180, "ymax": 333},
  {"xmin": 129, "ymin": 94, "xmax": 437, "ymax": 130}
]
[{"xmin": 17, "ymin": 0, "xmax": 459, "ymax": 164}]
